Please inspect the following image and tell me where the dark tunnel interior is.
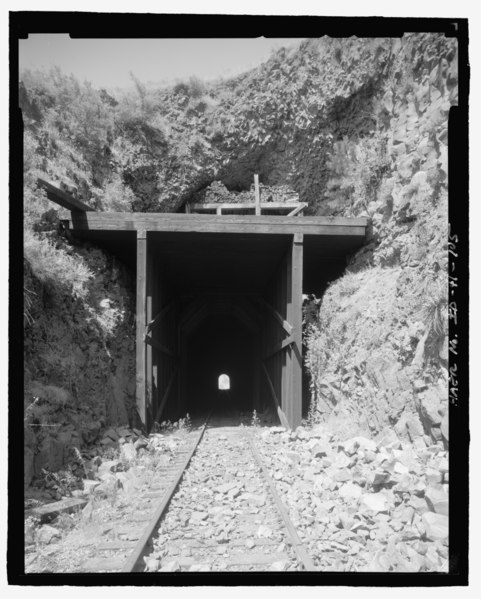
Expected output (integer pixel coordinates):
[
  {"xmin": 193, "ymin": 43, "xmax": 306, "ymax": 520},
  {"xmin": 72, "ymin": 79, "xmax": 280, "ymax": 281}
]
[
  {"xmin": 183, "ymin": 313, "xmax": 257, "ymax": 417},
  {"xmin": 72, "ymin": 227, "xmax": 367, "ymax": 426}
]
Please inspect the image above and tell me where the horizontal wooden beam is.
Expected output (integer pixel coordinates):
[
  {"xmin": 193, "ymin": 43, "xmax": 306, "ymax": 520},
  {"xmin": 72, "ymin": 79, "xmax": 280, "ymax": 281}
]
[
  {"xmin": 258, "ymin": 297, "xmax": 293, "ymax": 335},
  {"xmin": 263, "ymin": 335, "xmax": 294, "ymax": 361},
  {"xmin": 65, "ymin": 212, "xmax": 368, "ymax": 237},
  {"xmin": 25, "ymin": 497, "xmax": 88, "ymax": 523},
  {"xmin": 38, "ymin": 178, "xmax": 95, "ymax": 212},
  {"xmin": 144, "ymin": 335, "xmax": 177, "ymax": 359},
  {"xmin": 145, "ymin": 301, "xmax": 175, "ymax": 334},
  {"xmin": 191, "ymin": 202, "xmax": 304, "ymax": 211}
]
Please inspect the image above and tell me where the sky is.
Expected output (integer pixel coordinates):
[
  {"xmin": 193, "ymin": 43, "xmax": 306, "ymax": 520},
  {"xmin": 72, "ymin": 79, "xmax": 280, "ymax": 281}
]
[{"xmin": 19, "ymin": 36, "xmax": 304, "ymax": 89}]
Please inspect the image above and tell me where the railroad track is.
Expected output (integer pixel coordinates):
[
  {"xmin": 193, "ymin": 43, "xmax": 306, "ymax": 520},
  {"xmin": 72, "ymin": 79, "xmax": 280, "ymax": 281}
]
[
  {"xmin": 79, "ymin": 421, "xmax": 208, "ymax": 573},
  {"xmin": 81, "ymin": 415, "xmax": 317, "ymax": 573}
]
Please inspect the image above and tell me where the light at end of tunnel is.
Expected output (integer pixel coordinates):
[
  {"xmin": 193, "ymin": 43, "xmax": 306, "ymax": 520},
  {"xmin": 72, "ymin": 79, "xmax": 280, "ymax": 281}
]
[{"xmin": 218, "ymin": 374, "xmax": 230, "ymax": 390}]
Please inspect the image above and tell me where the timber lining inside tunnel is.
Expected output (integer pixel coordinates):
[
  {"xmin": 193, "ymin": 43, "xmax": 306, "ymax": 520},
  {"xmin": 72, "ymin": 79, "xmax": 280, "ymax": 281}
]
[{"xmin": 59, "ymin": 211, "xmax": 368, "ymax": 430}]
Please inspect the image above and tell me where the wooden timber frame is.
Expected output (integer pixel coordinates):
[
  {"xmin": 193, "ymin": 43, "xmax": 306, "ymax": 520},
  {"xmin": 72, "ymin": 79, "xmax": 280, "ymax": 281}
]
[
  {"xmin": 186, "ymin": 175, "xmax": 307, "ymax": 216},
  {"xmin": 188, "ymin": 201, "xmax": 308, "ymax": 216},
  {"xmin": 45, "ymin": 182, "xmax": 367, "ymax": 431}
]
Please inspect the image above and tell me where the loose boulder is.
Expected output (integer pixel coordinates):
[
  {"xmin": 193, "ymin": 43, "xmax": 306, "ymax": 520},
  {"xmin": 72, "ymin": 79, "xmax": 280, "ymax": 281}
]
[
  {"xmin": 425, "ymin": 485, "xmax": 448, "ymax": 516},
  {"xmin": 360, "ymin": 492, "xmax": 388, "ymax": 513},
  {"xmin": 37, "ymin": 525, "xmax": 61, "ymax": 545},
  {"xmin": 422, "ymin": 512, "xmax": 448, "ymax": 541}
]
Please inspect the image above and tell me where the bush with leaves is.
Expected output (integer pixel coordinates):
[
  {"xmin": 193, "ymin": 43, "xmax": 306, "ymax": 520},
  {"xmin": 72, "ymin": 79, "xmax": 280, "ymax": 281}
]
[
  {"xmin": 40, "ymin": 466, "xmax": 79, "ymax": 497},
  {"xmin": 90, "ymin": 173, "xmax": 136, "ymax": 212},
  {"xmin": 24, "ymin": 227, "xmax": 93, "ymax": 300},
  {"xmin": 173, "ymin": 76, "xmax": 206, "ymax": 99},
  {"xmin": 420, "ymin": 275, "xmax": 448, "ymax": 361},
  {"xmin": 21, "ymin": 67, "xmax": 115, "ymax": 206},
  {"xmin": 325, "ymin": 132, "xmax": 390, "ymax": 215}
]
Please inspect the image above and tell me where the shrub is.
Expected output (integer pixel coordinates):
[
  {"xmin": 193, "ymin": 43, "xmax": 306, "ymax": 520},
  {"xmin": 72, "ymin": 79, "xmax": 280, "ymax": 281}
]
[
  {"xmin": 188, "ymin": 76, "xmax": 205, "ymax": 98},
  {"xmin": 22, "ymin": 68, "xmax": 113, "ymax": 159},
  {"xmin": 173, "ymin": 80, "xmax": 189, "ymax": 95},
  {"xmin": 111, "ymin": 137, "xmax": 152, "ymax": 178},
  {"xmin": 422, "ymin": 276, "xmax": 448, "ymax": 341},
  {"xmin": 115, "ymin": 89, "xmax": 144, "ymax": 128},
  {"xmin": 28, "ymin": 382, "xmax": 72, "ymax": 410},
  {"xmin": 24, "ymin": 228, "xmax": 93, "ymax": 300},
  {"xmin": 40, "ymin": 467, "xmax": 78, "ymax": 497},
  {"xmin": 91, "ymin": 174, "xmax": 136, "ymax": 212},
  {"xmin": 173, "ymin": 76, "xmax": 206, "ymax": 99},
  {"xmin": 147, "ymin": 113, "xmax": 171, "ymax": 138},
  {"xmin": 325, "ymin": 132, "xmax": 390, "ymax": 214}
]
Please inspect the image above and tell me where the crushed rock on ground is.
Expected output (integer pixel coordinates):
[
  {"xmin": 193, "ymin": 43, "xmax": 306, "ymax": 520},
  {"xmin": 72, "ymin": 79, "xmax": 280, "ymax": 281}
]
[
  {"xmin": 24, "ymin": 427, "xmax": 196, "ymax": 573},
  {"xmin": 144, "ymin": 421, "xmax": 301, "ymax": 572},
  {"xmin": 255, "ymin": 423, "xmax": 448, "ymax": 572}
]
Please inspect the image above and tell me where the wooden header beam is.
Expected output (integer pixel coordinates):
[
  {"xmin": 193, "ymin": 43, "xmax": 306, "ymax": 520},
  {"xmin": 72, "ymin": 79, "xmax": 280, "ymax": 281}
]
[
  {"xmin": 63, "ymin": 211, "xmax": 368, "ymax": 238},
  {"xmin": 38, "ymin": 178, "xmax": 95, "ymax": 212}
]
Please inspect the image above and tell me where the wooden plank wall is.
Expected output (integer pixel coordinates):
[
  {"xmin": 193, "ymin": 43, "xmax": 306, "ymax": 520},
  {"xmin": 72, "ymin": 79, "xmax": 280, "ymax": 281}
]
[
  {"xmin": 261, "ymin": 234, "xmax": 303, "ymax": 429},
  {"xmin": 289, "ymin": 234, "xmax": 303, "ymax": 429},
  {"xmin": 283, "ymin": 240, "xmax": 292, "ymax": 426},
  {"xmin": 137, "ymin": 234, "xmax": 180, "ymax": 429},
  {"xmin": 146, "ymin": 244, "xmax": 154, "ymax": 430},
  {"xmin": 137, "ymin": 232, "xmax": 304, "ymax": 431},
  {"xmin": 262, "ymin": 242, "xmax": 289, "ymax": 428},
  {"xmin": 136, "ymin": 230, "xmax": 147, "ymax": 428}
]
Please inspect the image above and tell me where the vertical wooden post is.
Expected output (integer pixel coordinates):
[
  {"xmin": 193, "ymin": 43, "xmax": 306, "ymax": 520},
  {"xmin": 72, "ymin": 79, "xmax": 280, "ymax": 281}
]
[
  {"xmin": 146, "ymin": 245, "xmax": 154, "ymax": 429},
  {"xmin": 152, "ymin": 255, "xmax": 159, "ymax": 421},
  {"xmin": 136, "ymin": 229, "xmax": 148, "ymax": 429},
  {"xmin": 282, "ymin": 247, "xmax": 290, "ymax": 424},
  {"xmin": 288, "ymin": 233, "xmax": 303, "ymax": 430},
  {"xmin": 254, "ymin": 173, "xmax": 261, "ymax": 215}
]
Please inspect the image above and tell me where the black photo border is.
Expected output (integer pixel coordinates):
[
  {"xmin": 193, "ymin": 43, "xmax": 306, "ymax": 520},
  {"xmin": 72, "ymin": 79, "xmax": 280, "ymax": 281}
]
[{"xmin": 8, "ymin": 11, "xmax": 470, "ymax": 587}]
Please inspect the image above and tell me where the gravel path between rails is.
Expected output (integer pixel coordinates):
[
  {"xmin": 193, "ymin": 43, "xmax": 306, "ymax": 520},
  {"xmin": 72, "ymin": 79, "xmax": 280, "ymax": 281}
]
[{"xmin": 143, "ymin": 420, "xmax": 302, "ymax": 572}]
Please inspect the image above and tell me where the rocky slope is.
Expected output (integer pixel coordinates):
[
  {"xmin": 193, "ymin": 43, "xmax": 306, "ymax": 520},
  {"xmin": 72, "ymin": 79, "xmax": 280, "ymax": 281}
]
[
  {"xmin": 22, "ymin": 32, "xmax": 456, "ymax": 484},
  {"xmin": 24, "ymin": 232, "xmax": 136, "ymax": 488},
  {"xmin": 257, "ymin": 423, "xmax": 448, "ymax": 572},
  {"xmin": 304, "ymin": 33, "xmax": 455, "ymax": 441}
]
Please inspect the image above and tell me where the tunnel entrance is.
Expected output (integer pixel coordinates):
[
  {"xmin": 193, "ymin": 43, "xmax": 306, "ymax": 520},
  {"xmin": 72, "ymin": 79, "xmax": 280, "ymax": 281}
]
[
  {"xmin": 218, "ymin": 374, "xmax": 230, "ymax": 391},
  {"xmin": 58, "ymin": 207, "xmax": 367, "ymax": 430},
  {"xmin": 184, "ymin": 312, "xmax": 256, "ymax": 417}
]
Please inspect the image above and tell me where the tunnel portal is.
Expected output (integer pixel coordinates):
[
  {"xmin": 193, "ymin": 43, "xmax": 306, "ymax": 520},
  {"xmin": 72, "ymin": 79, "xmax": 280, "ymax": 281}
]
[{"xmin": 57, "ymin": 209, "xmax": 368, "ymax": 430}]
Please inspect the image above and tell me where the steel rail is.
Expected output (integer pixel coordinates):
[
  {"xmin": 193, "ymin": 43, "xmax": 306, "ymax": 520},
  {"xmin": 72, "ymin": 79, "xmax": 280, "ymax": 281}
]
[
  {"xmin": 122, "ymin": 419, "xmax": 209, "ymax": 572},
  {"xmin": 246, "ymin": 432, "xmax": 318, "ymax": 571}
]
